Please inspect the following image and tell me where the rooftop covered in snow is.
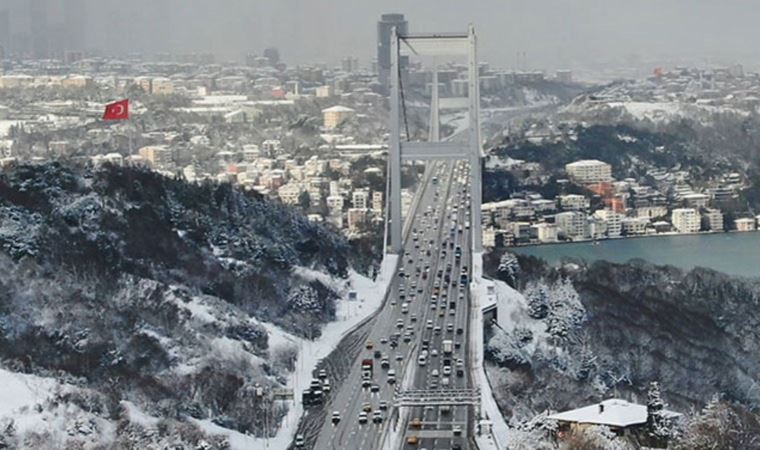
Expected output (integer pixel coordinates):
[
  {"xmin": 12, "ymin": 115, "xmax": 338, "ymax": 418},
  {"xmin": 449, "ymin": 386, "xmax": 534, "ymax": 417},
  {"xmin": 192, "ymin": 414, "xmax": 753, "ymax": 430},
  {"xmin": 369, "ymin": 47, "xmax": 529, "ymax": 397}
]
[{"xmin": 548, "ymin": 399, "xmax": 681, "ymax": 428}]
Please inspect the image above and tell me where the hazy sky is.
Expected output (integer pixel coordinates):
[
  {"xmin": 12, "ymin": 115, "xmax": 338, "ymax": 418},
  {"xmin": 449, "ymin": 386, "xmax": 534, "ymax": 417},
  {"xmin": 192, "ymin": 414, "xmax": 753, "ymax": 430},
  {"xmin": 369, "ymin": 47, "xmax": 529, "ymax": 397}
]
[{"xmin": 77, "ymin": 0, "xmax": 760, "ymax": 70}]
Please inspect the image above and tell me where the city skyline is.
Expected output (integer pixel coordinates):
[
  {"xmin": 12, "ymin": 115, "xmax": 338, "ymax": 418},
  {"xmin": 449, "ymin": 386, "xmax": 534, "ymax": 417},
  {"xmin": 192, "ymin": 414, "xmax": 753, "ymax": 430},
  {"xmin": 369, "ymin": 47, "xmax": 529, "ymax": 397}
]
[{"xmin": 2, "ymin": 1, "xmax": 760, "ymax": 72}]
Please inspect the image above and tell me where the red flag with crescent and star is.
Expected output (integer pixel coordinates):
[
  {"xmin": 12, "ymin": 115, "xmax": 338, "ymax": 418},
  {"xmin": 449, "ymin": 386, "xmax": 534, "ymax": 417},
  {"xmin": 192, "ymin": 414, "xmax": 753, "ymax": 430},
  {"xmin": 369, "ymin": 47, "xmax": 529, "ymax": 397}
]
[{"xmin": 103, "ymin": 99, "xmax": 129, "ymax": 121}]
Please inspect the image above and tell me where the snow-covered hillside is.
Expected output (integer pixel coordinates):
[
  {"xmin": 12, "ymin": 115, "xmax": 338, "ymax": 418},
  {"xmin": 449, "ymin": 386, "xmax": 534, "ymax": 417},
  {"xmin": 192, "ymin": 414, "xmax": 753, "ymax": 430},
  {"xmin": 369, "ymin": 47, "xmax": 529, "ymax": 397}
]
[{"xmin": 0, "ymin": 163, "xmax": 382, "ymax": 448}]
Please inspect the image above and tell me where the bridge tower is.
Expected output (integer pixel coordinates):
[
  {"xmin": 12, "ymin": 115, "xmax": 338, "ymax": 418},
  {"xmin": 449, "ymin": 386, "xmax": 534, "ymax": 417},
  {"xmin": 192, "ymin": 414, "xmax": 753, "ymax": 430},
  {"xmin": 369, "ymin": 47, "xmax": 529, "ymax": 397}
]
[{"xmin": 387, "ymin": 25, "xmax": 483, "ymax": 255}]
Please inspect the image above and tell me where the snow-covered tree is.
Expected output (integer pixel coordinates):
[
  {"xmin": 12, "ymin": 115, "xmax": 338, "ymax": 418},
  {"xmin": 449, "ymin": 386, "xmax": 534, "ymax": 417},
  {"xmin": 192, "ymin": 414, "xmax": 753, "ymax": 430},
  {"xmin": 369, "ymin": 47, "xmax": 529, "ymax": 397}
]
[
  {"xmin": 287, "ymin": 285, "xmax": 322, "ymax": 312},
  {"xmin": 562, "ymin": 425, "xmax": 636, "ymax": 450},
  {"xmin": 673, "ymin": 395, "xmax": 760, "ymax": 450},
  {"xmin": 646, "ymin": 381, "xmax": 674, "ymax": 445},
  {"xmin": 487, "ymin": 328, "xmax": 531, "ymax": 369},
  {"xmin": 526, "ymin": 283, "xmax": 550, "ymax": 320},
  {"xmin": 498, "ymin": 252, "xmax": 520, "ymax": 286},
  {"xmin": 546, "ymin": 278, "xmax": 586, "ymax": 340}
]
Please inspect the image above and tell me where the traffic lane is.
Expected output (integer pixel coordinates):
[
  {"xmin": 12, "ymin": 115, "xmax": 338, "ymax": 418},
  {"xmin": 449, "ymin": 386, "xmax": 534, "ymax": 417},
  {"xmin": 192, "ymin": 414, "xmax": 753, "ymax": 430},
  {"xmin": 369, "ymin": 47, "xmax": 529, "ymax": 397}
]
[
  {"xmin": 352, "ymin": 165, "xmax": 455, "ymax": 447},
  {"xmin": 417, "ymin": 212, "xmax": 472, "ymax": 447},
  {"xmin": 402, "ymin": 181, "xmax": 464, "ymax": 444},
  {"xmin": 398, "ymin": 167, "xmax": 459, "ymax": 444},
  {"xmin": 316, "ymin": 186, "xmax": 443, "ymax": 449}
]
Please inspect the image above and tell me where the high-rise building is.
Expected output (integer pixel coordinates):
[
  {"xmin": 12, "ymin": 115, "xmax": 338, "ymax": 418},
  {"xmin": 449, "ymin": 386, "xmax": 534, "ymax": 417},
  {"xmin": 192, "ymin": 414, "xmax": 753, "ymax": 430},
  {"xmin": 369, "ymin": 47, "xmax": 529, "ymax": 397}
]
[
  {"xmin": 565, "ymin": 160, "xmax": 612, "ymax": 184},
  {"xmin": 377, "ymin": 13, "xmax": 408, "ymax": 90},
  {"xmin": 672, "ymin": 208, "xmax": 701, "ymax": 233}
]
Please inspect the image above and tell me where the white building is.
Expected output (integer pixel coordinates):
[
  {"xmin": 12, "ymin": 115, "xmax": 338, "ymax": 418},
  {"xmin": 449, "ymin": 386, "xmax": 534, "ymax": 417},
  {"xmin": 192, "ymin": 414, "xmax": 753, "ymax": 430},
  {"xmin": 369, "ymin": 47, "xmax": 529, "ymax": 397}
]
[
  {"xmin": 534, "ymin": 223, "xmax": 559, "ymax": 243},
  {"xmin": 735, "ymin": 217, "xmax": 756, "ymax": 232},
  {"xmin": 278, "ymin": 184, "xmax": 303, "ymax": 205},
  {"xmin": 352, "ymin": 189, "xmax": 370, "ymax": 209},
  {"xmin": 703, "ymin": 208, "xmax": 724, "ymax": 231},
  {"xmin": 671, "ymin": 208, "xmax": 701, "ymax": 233},
  {"xmin": 621, "ymin": 217, "xmax": 649, "ymax": 235},
  {"xmin": 593, "ymin": 209, "xmax": 623, "ymax": 237},
  {"xmin": 559, "ymin": 194, "xmax": 589, "ymax": 211},
  {"xmin": 565, "ymin": 160, "xmax": 612, "ymax": 184},
  {"xmin": 555, "ymin": 211, "xmax": 587, "ymax": 240}
]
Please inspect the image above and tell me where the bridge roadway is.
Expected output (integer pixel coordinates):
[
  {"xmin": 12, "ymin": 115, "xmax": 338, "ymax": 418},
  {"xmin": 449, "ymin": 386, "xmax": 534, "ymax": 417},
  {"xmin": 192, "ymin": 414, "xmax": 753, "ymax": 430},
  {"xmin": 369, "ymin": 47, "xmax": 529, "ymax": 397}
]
[
  {"xmin": 402, "ymin": 160, "xmax": 474, "ymax": 450},
  {"xmin": 309, "ymin": 159, "xmax": 475, "ymax": 450}
]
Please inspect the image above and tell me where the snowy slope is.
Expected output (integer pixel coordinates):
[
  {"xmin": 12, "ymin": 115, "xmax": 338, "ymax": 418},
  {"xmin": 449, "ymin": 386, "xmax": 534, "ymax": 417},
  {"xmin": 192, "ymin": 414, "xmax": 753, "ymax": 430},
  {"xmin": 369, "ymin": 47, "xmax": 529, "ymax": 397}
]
[{"xmin": 196, "ymin": 256, "xmax": 398, "ymax": 450}]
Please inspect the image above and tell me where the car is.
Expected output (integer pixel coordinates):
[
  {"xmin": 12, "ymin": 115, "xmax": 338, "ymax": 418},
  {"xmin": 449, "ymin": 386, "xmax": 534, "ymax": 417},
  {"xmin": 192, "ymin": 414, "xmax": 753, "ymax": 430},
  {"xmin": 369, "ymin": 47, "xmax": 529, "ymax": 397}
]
[
  {"xmin": 431, "ymin": 349, "xmax": 438, "ymax": 357},
  {"xmin": 379, "ymin": 400, "xmax": 389, "ymax": 410},
  {"xmin": 396, "ymin": 353, "xmax": 404, "ymax": 361},
  {"xmin": 410, "ymin": 314, "xmax": 418, "ymax": 323},
  {"xmin": 440, "ymin": 404, "xmax": 451, "ymax": 414},
  {"xmin": 365, "ymin": 341, "xmax": 374, "ymax": 349},
  {"xmin": 318, "ymin": 369, "xmax": 327, "ymax": 379},
  {"xmin": 396, "ymin": 320, "xmax": 404, "ymax": 329},
  {"xmin": 457, "ymin": 327, "xmax": 464, "ymax": 335},
  {"xmin": 362, "ymin": 379, "xmax": 372, "ymax": 388},
  {"xmin": 358, "ymin": 412, "xmax": 368, "ymax": 424},
  {"xmin": 406, "ymin": 436, "xmax": 419, "ymax": 445},
  {"xmin": 449, "ymin": 308, "xmax": 456, "ymax": 316},
  {"xmin": 439, "ymin": 309, "xmax": 445, "ymax": 317},
  {"xmin": 434, "ymin": 326, "xmax": 441, "ymax": 334},
  {"xmin": 443, "ymin": 366, "xmax": 452, "ymax": 376},
  {"xmin": 322, "ymin": 379, "xmax": 331, "ymax": 393},
  {"xmin": 295, "ymin": 434, "xmax": 305, "ymax": 447},
  {"xmin": 331, "ymin": 411, "xmax": 341, "ymax": 424},
  {"xmin": 381, "ymin": 358, "xmax": 390, "ymax": 369},
  {"xmin": 373, "ymin": 411, "xmax": 383, "ymax": 423},
  {"xmin": 410, "ymin": 418, "xmax": 422, "ymax": 429},
  {"xmin": 426, "ymin": 320, "xmax": 433, "ymax": 329},
  {"xmin": 452, "ymin": 425, "xmax": 462, "ymax": 436},
  {"xmin": 447, "ymin": 323, "xmax": 454, "ymax": 333},
  {"xmin": 431, "ymin": 369, "xmax": 439, "ymax": 377},
  {"xmin": 374, "ymin": 350, "xmax": 382, "ymax": 359},
  {"xmin": 403, "ymin": 333, "xmax": 412, "ymax": 342},
  {"xmin": 429, "ymin": 379, "xmax": 438, "ymax": 389},
  {"xmin": 418, "ymin": 355, "xmax": 427, "ymax": 366},
  {"xmin": 442, "ymin": 376, "xmax": 450, "ymax": 387},
  {"xmin": 371, "ymin": 384, "xmax": 380, "ymax": 393},
  {"xmin": 362, "ymin": 402, "xmax": 372, "ymax": 412}
]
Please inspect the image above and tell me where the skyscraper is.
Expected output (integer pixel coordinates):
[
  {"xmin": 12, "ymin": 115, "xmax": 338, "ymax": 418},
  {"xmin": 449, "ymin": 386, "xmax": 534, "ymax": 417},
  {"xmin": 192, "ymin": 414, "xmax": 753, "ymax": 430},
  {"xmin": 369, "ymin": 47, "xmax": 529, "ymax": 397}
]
[{"xmin": 377, "ymin": 13, "xmax": 408, "ymax": 90}]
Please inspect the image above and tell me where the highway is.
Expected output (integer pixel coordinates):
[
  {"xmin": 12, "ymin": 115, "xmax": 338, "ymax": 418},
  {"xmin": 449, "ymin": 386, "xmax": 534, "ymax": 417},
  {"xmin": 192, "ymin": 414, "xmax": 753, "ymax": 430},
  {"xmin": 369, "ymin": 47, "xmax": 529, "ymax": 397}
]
[
  {"xmin": 305, "ymin": 158, "xmax": 475, "ymax": 450},
  {"xmin": 400, "ymin": 160, "xmax": 474, "ymax": 450}
]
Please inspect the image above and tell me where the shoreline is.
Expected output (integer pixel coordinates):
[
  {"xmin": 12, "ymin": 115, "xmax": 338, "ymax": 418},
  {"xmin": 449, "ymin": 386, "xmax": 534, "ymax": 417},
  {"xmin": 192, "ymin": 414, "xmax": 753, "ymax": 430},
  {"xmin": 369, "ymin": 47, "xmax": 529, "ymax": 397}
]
[{"xmin": 504, "ymin": 228, "xmax": 759, "ymax": 249}]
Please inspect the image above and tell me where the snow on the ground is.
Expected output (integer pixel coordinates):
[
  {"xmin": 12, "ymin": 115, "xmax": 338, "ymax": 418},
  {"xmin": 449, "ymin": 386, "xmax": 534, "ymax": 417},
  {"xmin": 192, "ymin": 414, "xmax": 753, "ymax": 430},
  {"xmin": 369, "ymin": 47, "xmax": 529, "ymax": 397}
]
[
  {"xmin": 471, "ymin": 252, "xmax": 510, "ymax": 450},
  {"xmin": 442, "ymin": 111, "xmax": 470, "ymax": 137},
  {"xmin": 0, "ymin": 368, "xmax": 115, "ymax": 444},
  {"xmin": 0, "ymin": 368, "xmax": 58, "ymax": 431},
  {"xmin": 606, "ymin": 101, "xmax": 749, "ymax": 123},
  {"xmin": 200, "ymin": 255, "xmax": 399, "ymax": 450},
  {"xmin": 121, "ymin": 401, "xmax": 160, "ymax": 428}
]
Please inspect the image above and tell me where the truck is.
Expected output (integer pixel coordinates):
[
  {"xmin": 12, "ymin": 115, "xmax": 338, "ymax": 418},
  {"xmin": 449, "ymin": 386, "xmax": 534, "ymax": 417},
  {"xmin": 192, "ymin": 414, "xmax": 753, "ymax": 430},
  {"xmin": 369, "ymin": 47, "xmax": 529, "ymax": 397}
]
[
  {"xmin": 442, "ymin": 339, "xmax": 453, "ymax": 356},
  {"xmin": 361, "ymin": 358, "xmax": 374, "ymax": 377}
]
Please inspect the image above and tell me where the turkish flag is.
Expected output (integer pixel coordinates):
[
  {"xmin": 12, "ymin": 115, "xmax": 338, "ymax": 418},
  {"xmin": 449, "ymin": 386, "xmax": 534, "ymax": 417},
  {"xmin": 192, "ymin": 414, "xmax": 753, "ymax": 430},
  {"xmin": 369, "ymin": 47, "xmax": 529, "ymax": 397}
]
[{"xmin": 103, "ymin": 99, "xmax": 129, "ymax": 121}]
